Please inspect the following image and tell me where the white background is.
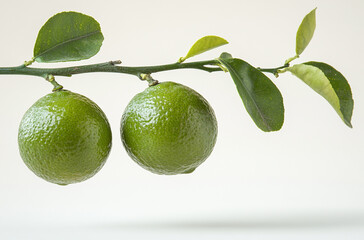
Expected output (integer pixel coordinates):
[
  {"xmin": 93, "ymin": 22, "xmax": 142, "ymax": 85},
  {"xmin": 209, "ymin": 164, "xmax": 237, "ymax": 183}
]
[{"xmin": 0, "ymin": 0, "xmax": 363, "ymax": 239}]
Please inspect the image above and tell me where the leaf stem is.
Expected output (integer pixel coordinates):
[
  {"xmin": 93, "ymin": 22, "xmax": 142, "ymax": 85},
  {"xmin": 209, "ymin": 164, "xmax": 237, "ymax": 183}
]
[{"xmin": 285, "ymin": 55, "xmax": 299, "ymax": 65}]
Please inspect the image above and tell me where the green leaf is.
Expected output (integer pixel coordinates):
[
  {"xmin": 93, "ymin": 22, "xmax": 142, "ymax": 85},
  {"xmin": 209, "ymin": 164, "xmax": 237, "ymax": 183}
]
[
  {"xmin": 288, "ymin": 62, "xmax": 353, "ymax": 127},
  {"xmin": 219, "ymin": 58, "xmax": 284, "ymax": 132},
  {"xmin": 296, "ymin": 8, "xmax": 317, "ymax": 55},
  {"xmin": 179, "ymin": 36, "xmax": 228, "ymax": 62},
  {"xmin": 219, "ymin": 52, "xmax": 233, "ymax": 59},
  {"xmin": 34, "ymin": 11, "xmax": 104, "ymax": 63}
]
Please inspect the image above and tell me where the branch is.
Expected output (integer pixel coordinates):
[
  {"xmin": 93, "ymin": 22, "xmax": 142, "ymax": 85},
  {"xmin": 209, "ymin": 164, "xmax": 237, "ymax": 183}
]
[
  {"xmin": 0, "ymin": 59, "xmax": 223, "ymax": 80},
  {"xmin": 257, "ymin": 64, "xmax": 289, "ymax": 76},
  {"xmin": 0, "ymin": 58, "xmax": 287, "ymax": 91}
]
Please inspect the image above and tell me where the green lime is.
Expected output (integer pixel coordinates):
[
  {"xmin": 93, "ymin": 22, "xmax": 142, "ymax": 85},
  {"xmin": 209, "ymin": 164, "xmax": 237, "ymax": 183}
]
[
  {"xmin": 120, "ymin": 81, "xmax": 217, "ymax": 175},
  {"xmin": 18, "ymin": 90, "xmax": 112, "ymax": 185}
]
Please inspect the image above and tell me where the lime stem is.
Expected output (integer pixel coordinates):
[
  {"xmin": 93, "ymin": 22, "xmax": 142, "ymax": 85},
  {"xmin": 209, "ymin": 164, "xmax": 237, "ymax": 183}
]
[{"xmin": 45, "ymin": 75, "xmax": 63, "ymax": 91}]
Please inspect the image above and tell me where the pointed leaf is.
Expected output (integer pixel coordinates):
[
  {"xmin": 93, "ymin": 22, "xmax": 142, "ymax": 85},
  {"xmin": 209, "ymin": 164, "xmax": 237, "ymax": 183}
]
[
  {"xmin": 219, "ymin": 58, "xmax": 284, "ymax": 132},
  {"xmin": 179, "ymin": 36, "xmax": 228, "ymax": 62},
  {"xmin": 288, "ymin": 62, "xmax": 353, "ymax": 127},
  {"xmin": 34, "ymin": 11, "xmax": 104, "ymax": 63},
  {"xmin": 296, "ymin": 8, "xmax": 317, "ymax": 55}
]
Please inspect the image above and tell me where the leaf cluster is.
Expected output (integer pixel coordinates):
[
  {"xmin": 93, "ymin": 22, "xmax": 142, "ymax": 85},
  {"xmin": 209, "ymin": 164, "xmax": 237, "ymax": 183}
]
[{"xmin": 29, "ymin": 9, "xmax": 353, "ymax": 131}]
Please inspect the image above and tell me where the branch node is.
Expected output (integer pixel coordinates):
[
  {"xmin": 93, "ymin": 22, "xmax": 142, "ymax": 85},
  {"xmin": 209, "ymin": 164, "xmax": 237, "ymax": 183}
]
[
  {"xmin": 24, "ymin": 58, "xmax": 35, "ymax": 67},
  {"xmin": 110, "ymin": 60, "xmax": 122, "ymax": 65}
]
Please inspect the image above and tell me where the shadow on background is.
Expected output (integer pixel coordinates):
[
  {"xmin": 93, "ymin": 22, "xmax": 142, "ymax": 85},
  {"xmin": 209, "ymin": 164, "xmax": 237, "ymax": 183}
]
[{"xmin": 94, "ymin": 212, "xmax": 364, "ymax": 231}]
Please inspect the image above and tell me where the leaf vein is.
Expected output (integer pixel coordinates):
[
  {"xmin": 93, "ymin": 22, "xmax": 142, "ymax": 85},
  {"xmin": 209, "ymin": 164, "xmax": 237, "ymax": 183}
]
[{"xmin": 35, "ymin": 30, "xmax": 101, "ymax": 59}]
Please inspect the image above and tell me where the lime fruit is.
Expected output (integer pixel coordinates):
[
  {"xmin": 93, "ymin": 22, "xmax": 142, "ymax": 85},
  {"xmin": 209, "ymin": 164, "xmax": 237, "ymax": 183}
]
[
  {"xmin": 18, "ymin": 90, "xmax": 112, "ymax": 185},
  {"xmin": 120, "ymin": 81, "xmax": 217, "ymax": 175}
]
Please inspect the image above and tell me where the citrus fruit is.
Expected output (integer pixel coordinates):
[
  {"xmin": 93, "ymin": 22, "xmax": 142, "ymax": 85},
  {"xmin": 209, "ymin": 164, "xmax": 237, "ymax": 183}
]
[
  {"xmin": 120, "ymin": 81, "xmax": 217, "ymax": 175},
  {"xmin": 18, "ymin": 90, "xmax": 112, "ymax": 185}
]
